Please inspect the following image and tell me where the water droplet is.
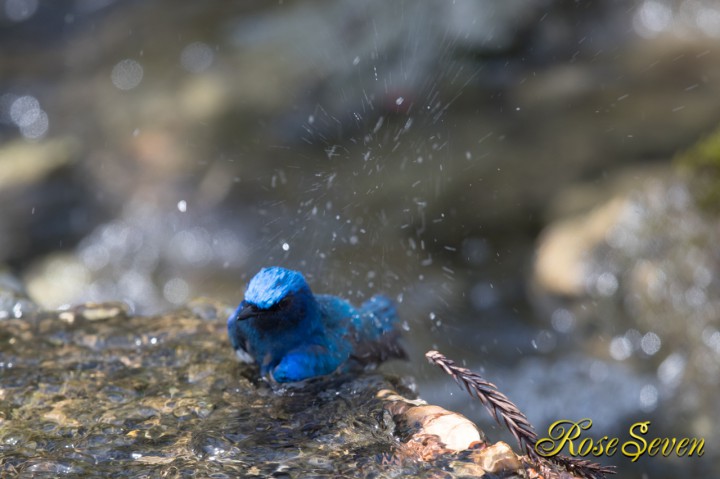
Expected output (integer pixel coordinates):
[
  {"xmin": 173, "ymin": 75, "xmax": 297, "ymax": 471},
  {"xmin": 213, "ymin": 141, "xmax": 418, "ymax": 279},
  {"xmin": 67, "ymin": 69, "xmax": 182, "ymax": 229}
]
[
  {"xmin": 177, "ymin": 200, "xmax": 187, "ymax": 212},
  {"xmin": 163, "ymin": 277, "xmax": 189, "ymax": 304},
  {"xmin": 19, "ymin": 109, "xmax": 48, "ymax": 139},
  {"xmin": 596, "ymin": 272, "xmax": 618, "ymax": 296},
  {"xmin": 640, "ymin": 332, "xmax": 661, "ymax": 356},
  {"xmin": 702, "ymin": 327, "xmax": 720, "ymax": 353},
  {"xmin": 395, "ymin": 97, "xmax": 404, "ymax": 106},
  {"xmin": 639, "ymin": 384, "xmax": 658, "ymax": 412},
  {"xmin": 180, "ymin": 42, "xmax": 214, "ymax": 73},
  {"xmin": 282, "ymin": 242, "xmax": 290, "ymax": 251},
  {"xmin": 111, "ymin": 59, "xmax": 144, "ymax": 90},
  {"xmin": 695, "ymin": 6, "xmax": 720, "ymax": 37},
  {"xmin": 657, "ymin": 353, "xmax": 685, "ymax": 387},
  {"xmin": 551, "ymin": 308, "xmax": 575, "ymax": 333},
  {"xmin": 633, "ymin": 0, "xmax": 673, "ymax": 38},
  {"xmin": 609, "ymin": 336, "xmax": 633, "ymax": 360},
  {"xmin": 9, "ymin": 95, "xmax": 40, "ymax": 127}
]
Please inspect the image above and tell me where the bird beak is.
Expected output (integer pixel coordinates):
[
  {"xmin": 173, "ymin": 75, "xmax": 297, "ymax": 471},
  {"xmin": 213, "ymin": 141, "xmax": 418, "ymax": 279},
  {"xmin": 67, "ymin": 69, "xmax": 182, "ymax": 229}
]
[{"xmin": 235, "ymin": 303, "xmax": 260, "ymax": 321}]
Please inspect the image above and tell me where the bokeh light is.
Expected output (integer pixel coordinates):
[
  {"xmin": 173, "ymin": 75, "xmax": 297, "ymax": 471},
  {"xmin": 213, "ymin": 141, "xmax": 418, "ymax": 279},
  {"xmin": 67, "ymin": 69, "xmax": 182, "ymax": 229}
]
[
  {"xmin": 111, "ymin": 59, "xmax": 144, "ymax": 90},
  {"xmin": 180, "ymin": 42, "xmax": 215, "ymax": 73}
]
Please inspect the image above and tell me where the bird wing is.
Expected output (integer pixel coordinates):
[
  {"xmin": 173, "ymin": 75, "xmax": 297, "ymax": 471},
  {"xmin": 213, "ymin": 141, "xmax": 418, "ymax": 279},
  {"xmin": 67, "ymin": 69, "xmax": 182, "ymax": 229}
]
[
  {"xmin": 314, "ymin": 293, "xmax": 406, "ymax": 368},
  {"xmin": 349, "ymin": 327, "xmax": 407, "ymax": 365}
]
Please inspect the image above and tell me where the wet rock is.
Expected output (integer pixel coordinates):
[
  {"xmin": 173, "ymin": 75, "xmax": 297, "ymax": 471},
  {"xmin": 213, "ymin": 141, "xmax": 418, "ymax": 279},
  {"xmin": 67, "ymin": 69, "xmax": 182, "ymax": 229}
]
[
  {"xmin": 398, "ymin": 404, "xmax": 484, "ymax": 452},
  {"xmin": 458, "ymin": 441, "xmax": 523, "ymax": 476},
  {"xmin": 378, "ymin": 390, "xmax": 590, "ymax": 479},
  {"xmin": 380, "ymin": 389, "xmax": 486, "ymax": 459},
  {"xmin": 0, "ymin": 299, "xmax": 538, "ymax": 478},
  {"xmin": 533, "ymin": 196, "xmax": 628, "ymax": 297},
  {"xmin": 23, "ymin": 253, "xmax": 91, "ymax": 310}
]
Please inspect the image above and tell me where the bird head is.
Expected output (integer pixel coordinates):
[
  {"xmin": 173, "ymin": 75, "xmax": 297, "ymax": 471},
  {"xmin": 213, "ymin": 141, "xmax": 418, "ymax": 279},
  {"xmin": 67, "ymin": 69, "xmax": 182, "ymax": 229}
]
[{"xmin": 229, "ymin": 267, "xmax": 319, "ymax": 343}]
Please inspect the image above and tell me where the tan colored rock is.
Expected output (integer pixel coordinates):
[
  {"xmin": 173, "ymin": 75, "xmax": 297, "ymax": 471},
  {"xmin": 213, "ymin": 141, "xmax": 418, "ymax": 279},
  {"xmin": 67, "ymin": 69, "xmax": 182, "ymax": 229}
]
[
  {"xmin": 0, "ymin": 138, "xmax": 78, "ymax": 190},
  {"xmin": 24, "ymin": 253, "xmax": 90, "ymax": 310},
  {"xmin": 381, "ymin": 390, "xmax": 486, "ymax": 458},
  {"xmin": 469, "ymin": 441, "xmax": 523, "ymax": 473},
  {"xmin": 400, "ymin": 405, "xmax": 484, "ymax": 452},
  {"xmin": 533, "ymin": 196, "xmax": 627, "ymax": 297}
]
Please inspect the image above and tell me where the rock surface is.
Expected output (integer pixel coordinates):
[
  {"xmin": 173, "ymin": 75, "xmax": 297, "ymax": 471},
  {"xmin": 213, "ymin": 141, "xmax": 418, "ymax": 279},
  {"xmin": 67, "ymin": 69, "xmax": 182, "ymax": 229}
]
[{"xmin": 0, "ymin": 300, "xmax": 574, "ymax": 478}]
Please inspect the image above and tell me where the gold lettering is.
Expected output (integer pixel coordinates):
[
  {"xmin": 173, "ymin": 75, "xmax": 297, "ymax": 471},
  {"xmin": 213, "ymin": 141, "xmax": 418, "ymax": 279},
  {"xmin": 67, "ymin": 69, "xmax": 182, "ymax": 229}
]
[
  {"xmin": 535, "ymin": 419, "xmax": 592, "ymax": 457},
  {"xmin": 591, "ymin": 436, "xmax": 618, "ymax": 457},
  {"xmin": 577, "ymin": 437, "xmax": 594, "ymax": 456},
  {"xmin": 536, "ymin": 419, "xmax": 704, "ymax": 461},
  {"xmin": 687, "ymin": 438, "xmax": 704, "ymax": 457},
  {"xmin": 647, "ymin": 438, "xmax": 662, "ymax": 456},
  {"xmin": 622, "ymin": 421, "xmax": 650, "ymax": 462},
  {"xmin": 605, "ymin": 437, "xmax": 619, "ymax": 456},
  {"xmin": 675, "ymin": 438, "xmax": 689, "ymax": 456},
  {"xmin": 590, "ymin": 436, "xmax": 607, "ymax": 456}
]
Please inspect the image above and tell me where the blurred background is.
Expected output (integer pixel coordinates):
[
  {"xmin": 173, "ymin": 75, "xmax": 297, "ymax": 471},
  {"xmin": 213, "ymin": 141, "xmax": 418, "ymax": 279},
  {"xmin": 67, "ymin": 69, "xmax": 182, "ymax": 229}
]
[{"xmin": 2, "ymin": 0, "xmax": 720, "ymax": 476}]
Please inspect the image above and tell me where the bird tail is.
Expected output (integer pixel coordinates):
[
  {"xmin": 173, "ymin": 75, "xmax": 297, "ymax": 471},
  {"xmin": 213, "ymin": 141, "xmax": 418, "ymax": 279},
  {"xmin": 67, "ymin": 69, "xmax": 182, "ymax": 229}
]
[
  {"xmin": 360, "ymin": 295, "xmax": 399, "ymax": 334},
  {"xmin": 352, "ymin": 295, "xmax": 406, "ymax": 365}
]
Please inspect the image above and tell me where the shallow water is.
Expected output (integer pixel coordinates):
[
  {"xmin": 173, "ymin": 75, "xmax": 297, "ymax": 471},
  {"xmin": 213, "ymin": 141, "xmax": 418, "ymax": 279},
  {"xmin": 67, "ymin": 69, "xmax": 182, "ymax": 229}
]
[{"xmin": 0, "ymin": 302, "xmax": 416, "ymax": 477}]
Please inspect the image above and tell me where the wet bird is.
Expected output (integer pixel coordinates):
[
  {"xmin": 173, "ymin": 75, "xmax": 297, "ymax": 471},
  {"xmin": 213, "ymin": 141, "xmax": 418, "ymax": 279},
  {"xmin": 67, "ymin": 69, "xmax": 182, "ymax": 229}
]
[{"xmin": 227, "ymin": 266, "xmax": 405, "ymax": 383}]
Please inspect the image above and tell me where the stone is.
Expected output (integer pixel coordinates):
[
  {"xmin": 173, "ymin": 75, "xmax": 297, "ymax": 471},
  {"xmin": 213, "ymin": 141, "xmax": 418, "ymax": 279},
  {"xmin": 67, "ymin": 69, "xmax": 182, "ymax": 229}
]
[{"xmin": 0, "ymin": 300, "xmax": 529, "ymax": 478}]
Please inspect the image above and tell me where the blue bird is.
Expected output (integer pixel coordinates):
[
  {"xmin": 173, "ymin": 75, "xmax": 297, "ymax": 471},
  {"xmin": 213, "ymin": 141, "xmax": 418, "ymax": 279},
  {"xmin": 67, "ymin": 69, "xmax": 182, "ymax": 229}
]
[{"xmin": 227, "ymin": 266, "xmax": 405, "ymax": 383}]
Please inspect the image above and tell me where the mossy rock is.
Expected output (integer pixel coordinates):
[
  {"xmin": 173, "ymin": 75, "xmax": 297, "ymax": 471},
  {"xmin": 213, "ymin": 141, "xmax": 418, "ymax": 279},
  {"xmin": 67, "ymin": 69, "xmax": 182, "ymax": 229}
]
[{"xmin": 675, "ymin": 125, "xmax": 720, "ymax": 212}]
